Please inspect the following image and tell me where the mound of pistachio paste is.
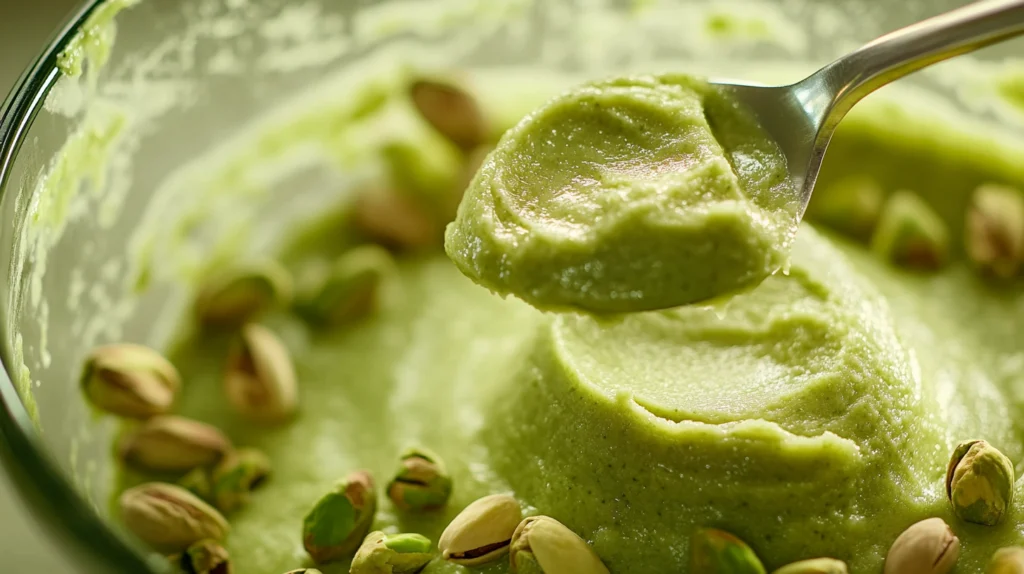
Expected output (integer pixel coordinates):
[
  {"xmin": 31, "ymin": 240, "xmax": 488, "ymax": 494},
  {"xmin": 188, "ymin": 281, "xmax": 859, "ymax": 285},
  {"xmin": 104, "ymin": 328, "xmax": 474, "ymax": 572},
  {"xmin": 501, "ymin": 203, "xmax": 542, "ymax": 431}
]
[
  {"xmin": 107, "ymin": 69, "xmax": 1024, "ymax": 574},
  {"xmin": 445, "ymin": 74, "xmax": 800, "ymax": 313}
]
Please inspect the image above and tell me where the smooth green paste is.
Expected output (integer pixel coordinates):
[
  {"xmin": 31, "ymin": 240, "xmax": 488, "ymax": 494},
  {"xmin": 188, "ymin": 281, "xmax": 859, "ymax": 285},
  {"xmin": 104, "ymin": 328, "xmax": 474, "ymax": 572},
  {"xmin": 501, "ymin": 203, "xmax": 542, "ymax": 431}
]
[
  {"xmin": 116, "ymin": 77, "xmax": 1024, "ymax": 574},
  {"xmin": 445, "ymin": 74, "xmax": 799, "ymax": 313}
]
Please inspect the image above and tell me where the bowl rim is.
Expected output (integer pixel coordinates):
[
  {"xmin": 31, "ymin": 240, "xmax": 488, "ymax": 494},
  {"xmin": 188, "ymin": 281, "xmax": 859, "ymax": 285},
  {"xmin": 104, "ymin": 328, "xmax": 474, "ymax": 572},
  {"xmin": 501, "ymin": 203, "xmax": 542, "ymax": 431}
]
[{"xmin": 0, "ymin": 0, "xmax": 158, "ymax": 571}]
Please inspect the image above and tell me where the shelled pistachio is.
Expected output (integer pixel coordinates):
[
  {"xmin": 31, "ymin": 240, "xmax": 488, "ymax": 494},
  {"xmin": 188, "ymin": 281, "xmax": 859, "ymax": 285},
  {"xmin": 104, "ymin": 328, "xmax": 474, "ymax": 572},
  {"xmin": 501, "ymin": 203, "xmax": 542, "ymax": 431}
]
[{"xmin": 351, "ymin": 531, "xmax": 433, "ymax": 574}]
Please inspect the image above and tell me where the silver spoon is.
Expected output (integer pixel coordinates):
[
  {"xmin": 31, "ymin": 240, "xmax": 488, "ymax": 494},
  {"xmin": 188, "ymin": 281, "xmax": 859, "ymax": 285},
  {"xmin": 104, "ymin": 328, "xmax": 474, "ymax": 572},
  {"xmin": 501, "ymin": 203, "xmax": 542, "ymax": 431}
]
[{"xmin": 719, "ymin": 0, "xmax": 1024, "ymax": 216}]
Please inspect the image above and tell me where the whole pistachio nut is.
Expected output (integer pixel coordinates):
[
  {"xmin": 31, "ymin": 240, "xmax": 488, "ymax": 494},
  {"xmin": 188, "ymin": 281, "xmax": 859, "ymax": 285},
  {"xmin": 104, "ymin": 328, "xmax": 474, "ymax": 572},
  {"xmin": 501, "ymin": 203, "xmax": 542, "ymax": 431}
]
[
  {"xmin": 989, "ymin": 547, "xmax": 1024, "ymax": 573},
  {"xmin": 177, "ymin": 538, "xmax": 232, "ymax": 574},
  {"xmin": 387, "ymin": 448, "xmax": 453, "ymax": 511},
  {"xmin": 297, "ymin": 245, "xmax": 395, "ymax": 327},
  {"xmin": 966, "ymin": 184, "xmax": 1024, "ymax": 279},
  {"xmin": 283, "ymin": 571, "xmax": 323, "ymax": 574},
  {"xmin": 120, "ymin": 415, "xmax": 232, "ymax": 472},
  {"xmin": 438, "ymin": 493, "xmax": 521, "ymax": 566},
  {"xmin": 80, "ymin": 343, "xmax": 180, "ymax": 418},
  {"xmin": 195, "ymin": 260, "xmax": 293, "ymax": 327},
  {"xmin": 178, "ymin": 467, "xmax": 213, "ymax": 502},
  {"xmin": 224, "ymin": 323, "xmax": 298, "ymax": 422},
  {"xmin": 772, "ymin": 558, "xmax": 849, "ymax": 574},
  {"xmin": 351, "ymin": 531, "xmax": 434, "ymax": 574},
  {"xmin": 302, "ymin": 470, "xmax": 378, "ymax": 563},
  {"xmin": 690, "ymin": 528, "xmax": 766, "ymax": 574},
  {"xmin": 409, "ymin": 78, "xmax": 489, "ymax": 150},
  {"xmin": 120, "ymin": 483, "xmax": 229, "ymax": 552},
  {"xmin": 807, "ymin": 175, "xmax": 884, "ymax": 240},
  {"xmin": 352, "ymin": 187, "xmax": 440, "ymax": 250},
  {"xmin": 883, "ymin": 517, "xmax": 959, "ymax": 574},
  {"xmin": 946, "ymin": 439, "xmax": 1015, "ymax": 526},
  {"xmin": 211, "ymin": 447, "xmax": 272, "ymax": 513},
  {"xmin": 509, "ymin": 515, "xmax": 609, "ymax": 574},
  {"xmin": 870, "ymin": 190, "xmax": 950, "ymax": 270}
]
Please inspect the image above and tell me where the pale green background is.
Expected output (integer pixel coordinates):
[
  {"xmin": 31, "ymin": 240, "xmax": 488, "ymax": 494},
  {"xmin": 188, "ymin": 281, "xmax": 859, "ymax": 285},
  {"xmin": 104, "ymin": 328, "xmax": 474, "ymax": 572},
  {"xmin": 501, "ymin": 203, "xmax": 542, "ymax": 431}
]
[{"xmin": 0, "ymin": 0, "xmax": 85, "ymax": 570}]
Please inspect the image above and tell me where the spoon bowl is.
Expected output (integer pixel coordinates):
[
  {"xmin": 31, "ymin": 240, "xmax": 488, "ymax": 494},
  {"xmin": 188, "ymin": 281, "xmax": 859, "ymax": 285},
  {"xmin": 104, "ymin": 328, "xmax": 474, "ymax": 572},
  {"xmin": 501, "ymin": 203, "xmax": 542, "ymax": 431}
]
[{"xmin": 711, "ymin": 0, "xmax": 1024, "ymax": 218}]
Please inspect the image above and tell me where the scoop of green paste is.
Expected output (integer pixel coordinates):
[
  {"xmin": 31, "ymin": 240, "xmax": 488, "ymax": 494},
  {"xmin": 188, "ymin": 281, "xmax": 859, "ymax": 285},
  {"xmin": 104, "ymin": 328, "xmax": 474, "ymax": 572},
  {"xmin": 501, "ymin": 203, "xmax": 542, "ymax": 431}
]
[{"xmin": 445, "ymin": 74, "xmax": 799, "ymax": 313}]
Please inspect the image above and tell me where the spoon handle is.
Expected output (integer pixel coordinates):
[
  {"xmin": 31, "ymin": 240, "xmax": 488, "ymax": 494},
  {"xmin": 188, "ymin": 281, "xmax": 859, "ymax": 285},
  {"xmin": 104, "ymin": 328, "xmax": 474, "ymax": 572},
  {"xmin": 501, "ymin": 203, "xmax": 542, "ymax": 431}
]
[{"xmin": 813, "ymin": 0, "xmax": 1024, "ymax": 131}]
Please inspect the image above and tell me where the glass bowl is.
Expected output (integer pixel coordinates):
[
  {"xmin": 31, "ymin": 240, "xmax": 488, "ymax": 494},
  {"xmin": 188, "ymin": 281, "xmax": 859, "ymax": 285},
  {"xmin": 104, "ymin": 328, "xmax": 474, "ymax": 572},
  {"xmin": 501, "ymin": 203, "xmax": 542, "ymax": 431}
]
[{"xmin": 0, "ymin": 0, "xmax": 1021, "ymax": 571}]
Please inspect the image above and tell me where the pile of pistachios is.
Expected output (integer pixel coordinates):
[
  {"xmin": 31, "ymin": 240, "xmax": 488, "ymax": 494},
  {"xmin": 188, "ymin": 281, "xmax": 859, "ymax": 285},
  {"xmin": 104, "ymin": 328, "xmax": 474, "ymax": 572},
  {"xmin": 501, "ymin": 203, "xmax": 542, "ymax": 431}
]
[{"xmin": 809, "ymin": 177, "xmax": 1024, "ymax": 279}]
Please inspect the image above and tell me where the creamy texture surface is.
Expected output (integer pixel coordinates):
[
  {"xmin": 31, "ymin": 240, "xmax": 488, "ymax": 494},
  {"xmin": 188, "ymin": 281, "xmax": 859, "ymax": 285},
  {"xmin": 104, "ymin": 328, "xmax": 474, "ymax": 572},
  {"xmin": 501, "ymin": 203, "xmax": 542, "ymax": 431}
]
[
  {"xmin": 445, "ymin": 74, "xmax": 799, "ymax": 312},
  {"xmin": 110, "ymin": 98, "xmax": 1024, "ymax": 574}
]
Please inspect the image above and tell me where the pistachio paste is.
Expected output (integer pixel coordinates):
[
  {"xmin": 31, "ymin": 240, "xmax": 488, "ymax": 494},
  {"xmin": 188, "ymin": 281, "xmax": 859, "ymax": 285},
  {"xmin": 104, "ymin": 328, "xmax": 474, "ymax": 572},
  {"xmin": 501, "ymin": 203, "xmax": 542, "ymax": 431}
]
[
  {"xmin": 119, "ymin": 483, "xmax": 229, "ymax": 552},
  {"xmin": 351, "ymin": 531, "xmax": 434, "ymax": 574},
  {"xmin": 224, "ymin": 323, "xmax": 298, "ymax": 422},
  {"xmin": 438, "ymin": 493, "xmax": 521, "ymax": 566},
  {"xmin": 883, "ymin": 518, "xmax": 959, "ymax": 574},
  {"xmin": 119, "ymin": 415, "xmax": 231, "ymax": 472},
  {"xmin": 302, "ymin": 470, "xmax": 378, "ymax": 563},
  {"xmin": 386, "ymin": 448, "xmax": 452, "ymax": 512},
  {"xmin": 946, "ymin": 439, "xmax": 1015, "ymax": 526},
  {"xmin": 80, "ymin": 343, "xmax": 180, "ymax": 418}
]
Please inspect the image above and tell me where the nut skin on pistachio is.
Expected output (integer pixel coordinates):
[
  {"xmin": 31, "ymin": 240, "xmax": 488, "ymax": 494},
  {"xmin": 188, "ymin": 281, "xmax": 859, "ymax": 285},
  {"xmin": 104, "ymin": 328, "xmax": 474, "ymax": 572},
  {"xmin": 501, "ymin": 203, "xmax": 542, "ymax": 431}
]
[
  {"xmin": 870, "ymin": 190, "xmax": 950, "ymax": 271},
  {"xmin": 224, "ymin": 323, "xmax": 298, "ymax": 423},
  {"xmin": 966, "ymin": 184, "xmax": 1024, "ymax": 279},
  {"xmin": 509, "ymin": 516, "xmax": 609, "ymax": 574},
  {"xmin": 211, "ymin": 447, "xmax": 271, "ymax": 513},
  {"xmin": 386, "ymin": 448, "xmax": 453, "ymax": 512},
  {"xmin": 174, "ymin": 538, "xmax": 232, "ymax": 574},
  {"xmin": 946, "ymin": 439, "xmax": 1014, "ymax": 526},
  {"xmin": 119, "ymin": 415, "xmax": 232, "ymax": 472},
  {"xmin": 771, "ymin": 558, "xmax": 848, "ymax": 574},
  {"xmin": 690, "ymin": 528, "xmax": 766, "ymax": 574},
  {"xmin": 296, "ymin": 245, "xmax": 395, "ymax": 327},
  {"xmin": 120, "ymin": 483, "xmax": 229, "ymax": 552},
  {"xmin": 195, "ymin": 260, "xmax": 293, "ymax": 327},
  {"xmin": 80, "ymin": 343, "xmax": 180, "ymax": 418},
  {"xmin": 351, "ymin": 531, "xmax": 434, "ymax": 574},
  {"xmin": 302, "ymin": 470, "xmax": 378, "ymax": 564},
  {"xmin": 409, "ymin": 78, "xmax": 489, "ymax": 151},
  {"xmin": 438, "ymin": 493, "xmax": 521, "ymax": 566},
  {"xmin": 989, "ymin": 547, "xmax": 1024, "ymax": 573},
  {"xmin": 883, "ymin": 518, "xmax": 959, "ymax": 574}
]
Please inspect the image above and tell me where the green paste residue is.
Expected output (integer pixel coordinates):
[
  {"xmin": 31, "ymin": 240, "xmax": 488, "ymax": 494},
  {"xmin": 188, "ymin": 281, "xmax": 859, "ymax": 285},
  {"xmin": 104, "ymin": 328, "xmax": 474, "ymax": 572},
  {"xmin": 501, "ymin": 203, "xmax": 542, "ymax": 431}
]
[
  {"xmin": 997, "ymin": 72, "xmax": 1024, "ymax": 113},
  {"xmin": 445, "ymin": 74, "xmax": 798, "ymax": 313},
  {"xmin": 56, "ymin": 0, "xmax": 139, "ymax": 78}
]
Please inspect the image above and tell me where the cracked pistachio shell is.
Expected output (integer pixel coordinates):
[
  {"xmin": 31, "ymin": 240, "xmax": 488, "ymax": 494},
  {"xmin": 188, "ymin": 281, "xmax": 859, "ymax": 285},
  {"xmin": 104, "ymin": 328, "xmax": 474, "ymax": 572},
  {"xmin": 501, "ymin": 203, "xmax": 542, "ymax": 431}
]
[
  {"xmin": 439, "ymin": 493, "xmax": 520, "ymax": 566},
  {"xmin": 81, "ymin": 343, "xmax": 180, "ymax": 418},
  {"xmin": 120, "ymin": 415, "xmax": 232, "ymax": 472},
  {"xmin": 178, "ymin": 539, "xmax": 232, "ymax": 574},
  {"xmin": 298, "ymin": 246, "xmax": 395, "ymax": 327},
  {"xmin": 120, "ymin": 483, "xmax": 229, "ymax": 552},
  {"xmin": 302, "ymin": 470, "xmax": 377, "ymax": 563},
  {"xmin": 195, "ymin": 260, "xmax": 293, "ymax": 326},
  {"xmin": 870, "ymin": 190, "xmax": 950, "ymax": 270},
  {"xmin": 772, "ymin": 558, "xmax": 848, "ymax": 574},
  {"xmin": 409, "ymin": 78, "xmax": 489, "ymax": 150},
  {"xmin": 989, "ymin": 547, "xmax": 1024, "ymax": 574},
  {"xmin": 966, "ymin": 184, "xmax": 1024, "ymax": 279},
  {"xmin": 509, "ymin": 516, "xmax": 608, "ymax": 574},
  {"xmin": 225, "ymin": 324, "xmax": 298, "ymax": 422},
  {"xmin": 884, "ymin": 518, "xmax": 959, "ymax": 574},
  {"xmin": 387, "ymin": 448, "xmax": 452, "ymax": 511},
  {"xmin": 946, "ymin": 439, "xmax": 1014, "ymax": 526},
  {"xmin": 352, "ymin": 187, "xmax": 440, "ymax": 250},
  {"xmin": 690, "ymin": 528, "xmax": 766, "ymax": 574},
  {"xmin": 351, "ymin": 531, "xmax": 433, "ymax": 574},
  {"xmin": 211, "ymin": 447, "xmax": 271, "ymax": 513}
]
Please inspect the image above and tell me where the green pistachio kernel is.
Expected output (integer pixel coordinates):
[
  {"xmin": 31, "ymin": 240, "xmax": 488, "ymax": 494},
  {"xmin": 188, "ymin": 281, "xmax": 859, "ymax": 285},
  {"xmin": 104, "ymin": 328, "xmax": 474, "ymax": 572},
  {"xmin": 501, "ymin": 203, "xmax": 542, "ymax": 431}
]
[
  {"xmin": 351, "ymin": 531, "xmax": 434, "ymax": 574},
  {"xmin": 211, "ymin": 448, "xmax": 272, "ymax": 513},
  {"xmin": 302, "ymin": 470, "xmax": 377, "ymax": 564},
  {"xmin": 946, "ymin": 439, "xmax": 1015, "ymax": 526},
  {"xmin": 690, "ymin": 528, "xmax": 766, "ymax": 574}
]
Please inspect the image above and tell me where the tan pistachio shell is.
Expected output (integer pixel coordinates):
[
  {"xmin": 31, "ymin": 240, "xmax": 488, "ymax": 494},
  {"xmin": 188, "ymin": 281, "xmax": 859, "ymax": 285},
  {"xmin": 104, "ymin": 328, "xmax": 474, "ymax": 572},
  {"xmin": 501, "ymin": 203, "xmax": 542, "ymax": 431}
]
[{"xmin": 439, "ymin": 493, "xmax": 520, "ymax": 566}]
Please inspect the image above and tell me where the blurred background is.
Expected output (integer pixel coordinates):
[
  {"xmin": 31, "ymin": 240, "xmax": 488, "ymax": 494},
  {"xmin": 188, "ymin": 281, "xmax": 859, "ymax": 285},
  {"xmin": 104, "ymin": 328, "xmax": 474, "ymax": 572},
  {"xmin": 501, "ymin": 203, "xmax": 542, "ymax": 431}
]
[{"xmin": 1, "ymin": 0, "xmax": 82, "ymax": 570}]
